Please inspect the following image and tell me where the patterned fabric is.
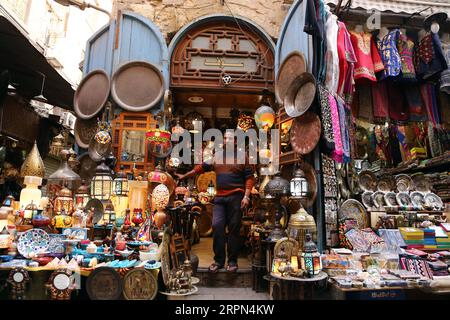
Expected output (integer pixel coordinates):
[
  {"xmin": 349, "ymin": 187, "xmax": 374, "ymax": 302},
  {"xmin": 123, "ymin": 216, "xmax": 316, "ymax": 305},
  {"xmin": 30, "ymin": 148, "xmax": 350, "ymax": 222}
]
[
  {"xmin": 321, "ymin": 153, "xmax": 338, "ymax": 198},
  {"xmin": 403, "ymin": 84, "xmax": 426, "ymax": 121},
  {"xmin": 377, "ymin": 29, "xmax": 402, "ymax": 79},
  {"xmin": 371, "ymin": 81, "xmax": 389, "ymax": 119},
  {"xmin": 397, "ymin": 32, "xmax": 416, "ymax": 82},
  {"xmin": 440, "ymin": 40, "xmax": 450, "ymax": 94},
  {"xmin": 415, "ymin": 32, "xmax": 448, "ymax": 80},
  {"xmin": 356, "ymin": 84, "xmax": 373, "ymax": 120},
  {"xmin": 338, "ymin": 218, "xmax": 358, "ymax": 249},
  {"xmin": 386, "ymin": 81, "xmax": 408, "ymax": 121},
  {"xmin": 337, "ymin": 21, "xmax": 357, "ymax": 103},
  {"xmin": 329, "ymin": 94, "xmax": 344, "ymax": 162},
  {"xmin": 325, "ymin": 197, "xmax": 338, "ymax": 247},
  {"xmin": 325, "ymin": 9, "xmax": 340, "ymax": 93},
  {"xmin": 420, "ymin": 84, "xmax": 440, "ymax": 127},
  {"xmin": 318, "ymin": 84, "xmax": 335, "ymax": 153},
  {"xmin": 336, "ymin": 96, "xmax": 351, "ymax": 163},
  {"xmin": 350, "ymin": 31, "xmax": 384, "ymax": 81}
]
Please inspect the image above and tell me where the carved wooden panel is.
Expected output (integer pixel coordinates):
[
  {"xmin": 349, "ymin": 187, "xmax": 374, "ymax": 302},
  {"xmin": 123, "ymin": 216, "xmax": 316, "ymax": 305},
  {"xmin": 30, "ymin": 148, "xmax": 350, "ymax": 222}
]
[{"xmin": 171, "ymin": 21, "xmax": 274, "ymax": 92}]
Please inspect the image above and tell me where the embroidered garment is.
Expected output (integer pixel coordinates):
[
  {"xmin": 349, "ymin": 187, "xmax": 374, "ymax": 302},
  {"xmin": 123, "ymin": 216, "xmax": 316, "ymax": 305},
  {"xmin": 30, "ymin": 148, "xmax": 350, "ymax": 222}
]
[
  {"xmin": 325, "ymin": 10, "xmax": 340, "ymax": 93},
  {"xmin": 318, "ymin": 84, "xmax": 335, "ymax": 153},
  {"xmin": 377, "ymin": 29, "xmax": 402, "ymax": 79},
  {"xmin": 415, "ymin": 32, "xmax": 448, "ymax": 80},
  {"xmin": 420, "ymin": 84, "xmax": 440, "ymax": 127},
  {"xmin": 403, "ymin": 84, "xmax": 426, "ymax": 122},
  {"xmin": 337, "ymin": 21, "xmax": 357, "ymax": 102},
  {"xmin": 336, "ymin": 96, "xmax": 351, "ymax": 163},
  {"xmin": 350, "ymin": 31, "xmax": 384, "ymax": 82},
  {"xmin": 440, "ymin": 40, "xmax": 450, "ymax": 94},
  {"xmin": 329, "ymin": 94, "xmax": 344, "ymax": 162},
  {"xmin": 397, "ymin": 33, "xmax": 417, "ymax": 82}
]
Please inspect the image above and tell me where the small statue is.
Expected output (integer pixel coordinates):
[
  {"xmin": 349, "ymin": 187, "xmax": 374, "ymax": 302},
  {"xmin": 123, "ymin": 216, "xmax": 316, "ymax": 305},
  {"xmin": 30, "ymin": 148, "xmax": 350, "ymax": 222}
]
[{"xmin": 85, "ymin": 207, "xmax": 95, "ymax": 228}]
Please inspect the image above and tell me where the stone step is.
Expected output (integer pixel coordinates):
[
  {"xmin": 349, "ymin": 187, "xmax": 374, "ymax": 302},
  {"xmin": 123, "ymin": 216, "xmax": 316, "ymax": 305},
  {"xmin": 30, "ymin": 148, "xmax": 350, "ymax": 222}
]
[{"xmin": 194, "ymin": 267, "xmax": 253, "ymax": 288}]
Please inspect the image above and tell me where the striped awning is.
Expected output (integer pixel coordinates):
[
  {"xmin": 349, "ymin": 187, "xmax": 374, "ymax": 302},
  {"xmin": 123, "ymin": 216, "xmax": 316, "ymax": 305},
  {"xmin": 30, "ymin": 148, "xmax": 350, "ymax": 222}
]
[{"xmin": 327, "ymin": 0, "xmax": 450, "ymax": 17}]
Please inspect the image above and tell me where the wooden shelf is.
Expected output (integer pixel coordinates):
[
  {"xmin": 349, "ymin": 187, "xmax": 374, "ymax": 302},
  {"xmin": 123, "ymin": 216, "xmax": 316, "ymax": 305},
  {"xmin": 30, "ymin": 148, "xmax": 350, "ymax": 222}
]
[{"xmin": 381, "ymin": 155, "xmax": 450, "ymax": 175}]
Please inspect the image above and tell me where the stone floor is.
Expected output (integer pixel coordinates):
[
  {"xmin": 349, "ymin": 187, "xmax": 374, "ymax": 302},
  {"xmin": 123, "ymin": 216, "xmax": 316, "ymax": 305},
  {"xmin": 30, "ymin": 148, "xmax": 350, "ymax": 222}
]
[{"xmin": 168, "ymin": 286, "xmax": 269, "ymax": 300}]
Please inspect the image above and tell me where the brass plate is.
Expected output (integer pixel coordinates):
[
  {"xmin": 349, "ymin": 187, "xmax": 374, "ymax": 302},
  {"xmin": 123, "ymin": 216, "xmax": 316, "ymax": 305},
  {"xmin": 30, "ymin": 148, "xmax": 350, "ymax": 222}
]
[
  {"xmin": 338, "ymin": 199, "xmax": 368, "ymax": 228},
  {"xmin": 74, "ymin": 118, "xmax": 98, "ymax": 149},
  {"xmin": 275, "ymin": 51, "xmax": 307, "ymax": 105},
  {"xmin": 358, "ymin": 170, "xmax": 377, "ymax": 192},
  {"xmin": 284, "ymin": 73, "xmax": 316, "ymax": 118},
  {"xmin": 290, "ymin": 111, "xmax": 321, "ymax": 155},
  {"xmin": 74, "ymin": 70, "xmax": 110, "ymax": 120},
  {"xmin": 86, "ymin": 267, "xmax": 123, "ymax": 300},
  {"xmin": 123, "ymin": 269, "xmax": 157, "ymax": 300}
]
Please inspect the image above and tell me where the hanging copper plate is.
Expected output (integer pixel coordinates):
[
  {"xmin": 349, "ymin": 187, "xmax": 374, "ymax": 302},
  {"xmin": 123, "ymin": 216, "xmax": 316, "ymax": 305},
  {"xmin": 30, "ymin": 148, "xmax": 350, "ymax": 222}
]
[
  {"xmin": 74, "ymin": 70, "xmax": 110, "ymax": 120},
  {"xmin": 77, "ymin": 153, "xmax": 98, "ymax": 181},
  {"xmin": 86, "ymin": 267, "xmax": 123, "ymax": 300},
  {"xmin": 275, "ymin": 51, "xmax": 307, "ymax": 105},
  {"xmin": 111, "ymin": 61, "xmax": 165, "ymax": 112},
  {"xmin": 377, "ymin": 175, "xmax": 395, "ymax": 192},
  {"xmin": 297, "ymin": 161, "xmax": 317, "ymax": 208},
  {"xmin": 123, "ymin": 269, "xmax": 157, "ymax": 300},
  {"xmin": 74, "ymin": 117, "xmax": 98, "ymax": 149},
  {"xmin": 290, "ymin": 111, "xmax": 321, "ymax": 155},
  {"xmin": 284, "ymin": 73, "xmax": 316, "ymax": 118},
  {"xmin": 358, "ymin": 170, "xmax": 377, "ymax": 192}
]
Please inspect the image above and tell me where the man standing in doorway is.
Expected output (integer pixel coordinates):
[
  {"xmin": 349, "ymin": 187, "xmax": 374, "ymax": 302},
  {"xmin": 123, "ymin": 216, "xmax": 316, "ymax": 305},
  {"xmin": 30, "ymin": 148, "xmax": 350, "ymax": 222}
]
[{"xmin": 176, "ymin": 131, "xmax": 255, "ymax": 272}]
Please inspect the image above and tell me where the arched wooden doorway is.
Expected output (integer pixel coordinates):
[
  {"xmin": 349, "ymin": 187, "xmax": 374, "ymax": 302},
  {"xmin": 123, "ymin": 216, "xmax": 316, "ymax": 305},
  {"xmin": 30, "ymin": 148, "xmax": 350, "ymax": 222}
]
[{"xmin": 168, "ymin": 15, "xmax": 275, "ymax": 128}]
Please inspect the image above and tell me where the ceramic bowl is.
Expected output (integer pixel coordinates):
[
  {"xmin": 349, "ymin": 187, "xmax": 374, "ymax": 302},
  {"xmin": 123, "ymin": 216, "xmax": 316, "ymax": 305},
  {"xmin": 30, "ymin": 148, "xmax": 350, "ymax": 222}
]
[{"xmin": 0, "ymin": 255, "xmax": 13, "ymax": 262}]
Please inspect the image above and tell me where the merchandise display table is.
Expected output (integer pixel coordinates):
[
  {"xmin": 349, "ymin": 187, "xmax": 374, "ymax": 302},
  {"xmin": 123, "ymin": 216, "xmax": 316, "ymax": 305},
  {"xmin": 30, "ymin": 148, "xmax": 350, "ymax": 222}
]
[{"xmin": 265, "ymin": 272, "xmax": 328, "ymax": 300}]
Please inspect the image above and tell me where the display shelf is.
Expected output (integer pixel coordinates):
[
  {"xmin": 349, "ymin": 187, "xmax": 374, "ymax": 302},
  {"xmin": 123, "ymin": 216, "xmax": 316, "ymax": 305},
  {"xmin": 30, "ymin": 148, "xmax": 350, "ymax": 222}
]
[{"xmin": 381, "ymin": 155, "xmax": 450, "ymax": 175}]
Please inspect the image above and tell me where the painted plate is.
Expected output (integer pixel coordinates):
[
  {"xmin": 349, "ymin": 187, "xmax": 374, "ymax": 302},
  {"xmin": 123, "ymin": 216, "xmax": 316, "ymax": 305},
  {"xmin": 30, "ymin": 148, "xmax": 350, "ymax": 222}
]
[
  {"xmin": 338, "ymin": 199, "xmax": 368, "ymax": 228},
  {"xmin": 396, "ymin": 192, "xmax": 412, "ymax": 207},
  {"xmin": 361, "ymin": 191, "xmax": 375, "ymax": 209},
  {"xmin": 395, "ymin": 174, "xmax": 413, "ymax": 192},
  {"xmin": 358, "ymin": 170, "xmax": 377, "ymax": 192},
  {"xmin": 372, "ymin": 191, "xmax": 386, "ymax": 209},
  {"xmin": 410, "ymin": 191, "xmax": 426, "ymax": 209},
  {"xmin": 123, "ymin": 269, "xmax": 158, "ymax": 300},
  {"xmin": 17, "ymin": 229, "xmax": 50, "ymax": 258},
  {"xmin": 48, "ymin": 234, "xmax": 66, "ymax": 254},
  {"xmin": 384, "ymin": 192, "xmax": 398, "ymax": 207},
  {"xmin": 377, "ymin": 176, "xmax": 395, "ymax": 192},
  {"xmin": 423, "ymin": 192, "xmax": 443, "ymax": 210},
  {"xmin": 160, "ymin": 286, "xmax": 198, "ymax": 296},
  {"xmin": 86, "ymin": 267, "xmax": 123, "ymax": 300}
]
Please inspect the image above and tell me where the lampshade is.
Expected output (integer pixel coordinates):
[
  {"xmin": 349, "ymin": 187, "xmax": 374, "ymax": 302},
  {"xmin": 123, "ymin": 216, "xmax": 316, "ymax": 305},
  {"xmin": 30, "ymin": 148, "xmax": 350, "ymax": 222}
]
[
  {"xmin": 287, "ymin": 207, "xmax": 317, "ymax": 251},
  {"xmin": 74, "ymin": 181, "xmax": 90, "ymax": 209},
  {"xmin": 102, "ymin": 200, "xmax": 115, "ymax": 225},
  {"xmin": 47, "ymin": 149, "xmax": 81, "ymax": 190},
  {"xmin": 90, "ymin": 162, "xmax": 113, "ymax": 201},
  {"xmin": 146, "ymin": 128, "xmax": 172, "ymax": 158},
  {"xmin": 54, "ymin": 186, "xmax": 74, "ymax": 215},
  {"xmin": 152, "ymin": 184, "xmax": 170, "ymax": 210},
  {"xmin": 237, "ymin": 114, "xmax": 254, "ymax": 132},
  {"xmin": 20, "ymin": 141, "xmax": 45, "ymax": 178},
  {"xmin": 255, "ymin": 105, "xmax": 275, "ymax": 131},
  {"xmin": 113, "ymin": 166, "xmax": 129, "ymax": 196},
  {"xmin": 148, "ymin": 163, "xmax": 175, "ymax": 195},
  {"xmin": 290, "ymin": 167, "xmax": 309, "ymax": 199},
  {"xmin": 264, "ymin": 171, "xmax": 290, "ymax": 198},
  {"xmin": 171, "ymin": 119, "xmax": 185, "ymax": 134}
]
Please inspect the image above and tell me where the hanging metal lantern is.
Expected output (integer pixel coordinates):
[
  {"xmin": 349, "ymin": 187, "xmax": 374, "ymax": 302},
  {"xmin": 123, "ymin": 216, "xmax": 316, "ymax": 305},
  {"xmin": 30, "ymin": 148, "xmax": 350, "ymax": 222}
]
[
  {"xmin": 264, "ymin": 172, "xmax": 290, "ymax": 198},
  {"xmin": 290, "ymin": 167, "xmax": 309, "ymax": 199},
  {"xmin": 23, "ymin": 202, "xmax": 38, "ymax": 224},
  {"xmin": 287, "ymin": 207, "xmax": 317, "ymax": 251},
  {"xmin": 54, "ymin": 186, "xmax": 74, "ymax": 215},
  {"xmin": 299, "ymin": 233, "xmax": 322, "ymax": 277},
  {"xmin": 47, "ymin": 149, "xmax": 81, "ymax": 191},
  {"xmin": 113, "ymin": 165, "xmax": 129, "ymax": 196},
  {"xmin": 90, "ymin": 162, "xmax": 113, "ymax": 201},
  {"xmin": 74, "ymin": 181, "xmax": 90, "ymax": 209},
  {"xmin": 184, "ymin": 111, "xmax": 204, "ymax": 133},
  {"xmin": 171, "ymin": 119, "xmax": 185, "ymax": 135},
  {"xmin": 20, "ymin": 141, "xmax": 45, "ymax": 178}
]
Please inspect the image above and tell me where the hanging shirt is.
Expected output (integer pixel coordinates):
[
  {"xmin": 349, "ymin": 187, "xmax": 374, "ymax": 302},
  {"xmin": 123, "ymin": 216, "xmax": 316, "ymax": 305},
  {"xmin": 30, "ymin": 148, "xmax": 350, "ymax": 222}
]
[
  {"xmin": 337, "ymin": 21, "xmax": 357, "ymax": 103},
  {"xmin": 440, "ymin": 40, "xmax": 450, "ymax": 94},
  {"xmin": 397, "ymin": 32, "xmax": 417, "ymax": 82},
  {"xmin": 377, "ymin": 29, "xmax": 402, "ymax": 80},
  {"xmin": 415, "ymin": 32, "xmax": 448, "ymax": 80},
  {"xmin": 325, "ymin": 10, "xmax": 340, "ymax": 93},
  {"xmin": 350, "ymin": 31, "xmax": 384, "ymax": 82}
]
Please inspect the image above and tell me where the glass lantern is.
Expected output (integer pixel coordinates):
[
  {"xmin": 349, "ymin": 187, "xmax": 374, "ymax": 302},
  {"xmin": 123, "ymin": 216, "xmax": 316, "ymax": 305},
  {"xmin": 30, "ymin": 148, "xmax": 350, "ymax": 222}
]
[
  {"xmin": 113, "ymin": 166, "xmax": 129, "ymax": 196},
  {"xmin": 207, "ymin": 180, "xmax": 216, "ymax": 198},
  {"xmin": 102, "ymin": 201, "xmax": 115, "ymax": 226},
  {"xmin": 23, "ymin": 202, "xmax": 38, "ymax": 225},
  {"xmin": 290, "ymin": 167, "xmax": 309, "ymax": 199},
  {"xmin": 300, "ymin": 233, "xmax": 322, "ymax": 277},
  {"xmin": 54, "ymin": 186, "xmax": 74, "ymax": 215},
  {"xmin": 90, "ymin": 162, "xmax": 113, "ymax": 201},
  {"xmin": 272, "ymin": 245, "xmax": 288, "ymax": 275},
  {"xmin": 74, "ymin": 181, "xmax": 90, "ymax": 209}
]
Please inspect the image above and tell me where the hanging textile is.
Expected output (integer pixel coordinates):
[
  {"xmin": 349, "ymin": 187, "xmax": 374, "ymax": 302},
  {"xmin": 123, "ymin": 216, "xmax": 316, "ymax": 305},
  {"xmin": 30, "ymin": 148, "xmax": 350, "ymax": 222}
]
[
  {"xmin": 304, "ymin": 0, "xmax": 324, "ymax": 79},
  {"xmin": 350, "ymin": 31, "xmax": 384, "ymax": 82},
  {"xmin": 386, "ymin": 81, "xmax": 409, "ymax": 122},
  {"xmin": 420, "ymin": 84, "xmax": 441, "ymax": 127},
  {"xmin": 403, "ymin": 84, "xmax": 427, "ymax": 122},
  {"xmin": 356, "ymin": 83, "xmax": 373, "ymax": 121},
  {"xmin": 371, "ymin": 81, "xmax": 390, "ymax": 119},
  {"xmin": 440, "ymin": 39, "xmax": 450, "ymax": 94},
  {"xmin": 377, "ymin": 29, "xmax": 402, "ymax": 80},
  {"xmin": 329, "ymin": 94, "xmax": 344, "ymax": 162},
  {"xmin": 336, "ymin": 96, "xmax": 351, "ymax": 163},
  {"xmin": 318, "ymin": 84, "xmax": 336, "ymax": 153},
  {"xmin": 415, "ymin": 32, "xmax": 448, "ymax": 81},
  {"xmin": 337, "ymin": 21, "xmax": 357, "ymax": 103},
  {"xmin": 324, "ymin": 7, "xmax": 340, "ymax": 93},
  {"xmin": 397, "ymin": 32, "xmax": 417, "ymax": 83}
]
